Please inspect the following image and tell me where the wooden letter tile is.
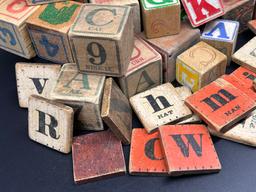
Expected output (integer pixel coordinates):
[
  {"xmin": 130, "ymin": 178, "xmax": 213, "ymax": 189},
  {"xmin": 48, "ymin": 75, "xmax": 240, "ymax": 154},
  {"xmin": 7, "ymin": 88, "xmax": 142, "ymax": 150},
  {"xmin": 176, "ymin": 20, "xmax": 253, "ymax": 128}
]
[
  {"xmin": 28, "ymin": 95, "xmax": 74, "ymax": 153},
  {"xmin": 129, "ymin": 128, "xmax": 168, "ymax": 175},
  {"xmin": 16, "ymin": 62, "xmax": 61, "ymax": 108},
  {"xmin": 159, "ymin": 125, "xmax": 221, "ymax": 176},
  {"xmin": 248, "ymin": 20, "xmax": 256, "ymax": 34},
  {"xmin": 72, "ymin": 130, "xmax": 126, "ymax": 184},
  {"xmin": 130, "ymin": 83, "xmax": 192, "ymax": 133},
  {"xmin": 101, "ymin": 78, "xmax": 132, "ymax": 145}
]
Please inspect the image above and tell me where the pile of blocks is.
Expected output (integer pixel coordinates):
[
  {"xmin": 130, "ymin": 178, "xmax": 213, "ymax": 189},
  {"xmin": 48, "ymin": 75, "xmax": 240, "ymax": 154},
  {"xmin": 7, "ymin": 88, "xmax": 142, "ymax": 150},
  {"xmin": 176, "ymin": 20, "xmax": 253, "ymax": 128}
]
[{"xmin": 1, "ymin": 0, "xmax": 256, "ymax": 184}]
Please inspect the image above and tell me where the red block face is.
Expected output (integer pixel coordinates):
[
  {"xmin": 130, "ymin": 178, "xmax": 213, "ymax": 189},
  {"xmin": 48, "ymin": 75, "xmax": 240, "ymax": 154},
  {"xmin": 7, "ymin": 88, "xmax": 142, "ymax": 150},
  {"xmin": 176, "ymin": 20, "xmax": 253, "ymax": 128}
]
[
  {"xmin": 185, "ymin": 78, "xmax": 256, "ymax": 132},
  {"xmin": 231, "ymin": 67, "xmax": 256, "ymax": 85},
  {"xmin": 129, "ymin": 129, "xmax": 168, "ymax": 175},
  {"xmin": 159, "ymin": 125, "xmax": 221, "ymax": 176}
]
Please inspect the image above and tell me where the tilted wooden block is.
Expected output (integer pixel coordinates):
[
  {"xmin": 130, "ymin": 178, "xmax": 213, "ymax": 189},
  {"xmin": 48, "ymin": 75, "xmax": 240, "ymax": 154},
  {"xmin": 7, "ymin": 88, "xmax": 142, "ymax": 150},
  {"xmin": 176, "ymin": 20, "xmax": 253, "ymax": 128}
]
[
  {"xmin": 232, "ymin": 37, "xmax": 256, "ymax": 73},
  {"xmin": 159, "ymin": 125, "xmax": 221, "ymax": 176},
  {"xmin": 185, "ymin": 78, "xmax": 256, "ymax": 133},
  {"xmin": 176, "ymin": 41, "xmax": 227, "ymax": 93},
  {"xmin": 130, "ymin": 83, "xmax": 192, "ymax": 133},
  {"xmin": 89, "ymin": 0, "xmax": 141, "ymax": 33},
  {"xmin": 16, "ymin": 62, "xmax": 61, "ymax": 108},
  {"xmin": 129, "ymin": 128, "xmax": 168, "ymax": 175},
  {"xmin": 69, "ymin": 4, "xmax": 134, "ymax": 77},
  {"xmin": 140, "ymin": 0, "xmax": 180, "ymax": 39},
  {"xmin": 27, "ymin": 1, "xmax": 82, "ymax": 64},
  {"xmin": 0, "ymin": 0, "xmax": 39, "ymax": 58},
  {"xmin": 28, "ymin": 95, "xmax": 74, "ymax": 153},
  {"xmin": 26, "ymin": 0, "xmax": 66, "ymax": 5},
  {"xmin": 181, "ymin": 0, "xmax": 224, "ymax": 27},
  {"xmin": 101, "ymin": 78, "xmax": 132, "ymax": 145},
  {"xmin": 231, "ymin": 66, "xmax": 256, "ymax": 85},
  {"xmin": 72, "ymin": 130, "xmax": 126, "ymax": 184},
  {"xmin": 248, "ymin": 20, "xmax": 256, "ymax": 34},
  {"xmin": 140, "ymin": 22, "xmax": 200, "ymax": 82},
  {"xmin": 201, "ymin": 19, "xmax": 239, "ymax": 65},
  {"xmin": 51, "ymin": 63, "xmax": 105, "ymax": 131},
  {"xmin": 118, "ymin": 36, "xmax": 162, "ymax": 98}
]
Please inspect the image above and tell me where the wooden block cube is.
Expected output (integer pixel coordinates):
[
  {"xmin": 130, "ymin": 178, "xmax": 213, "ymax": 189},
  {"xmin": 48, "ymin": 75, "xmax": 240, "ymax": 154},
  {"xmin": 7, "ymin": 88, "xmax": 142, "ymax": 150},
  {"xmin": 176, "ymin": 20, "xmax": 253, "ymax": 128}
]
[
  {"xmin": 28, "ymin": 95, "xmax": 74, "ymax": 153},
  {"xmin": 26, "ymin": 1, "xmax": 81, "ymax": 64},
  {"xmin": 16, "ymin": 62, "xmax": 61, "ymax": 108},
  {"xmin": 248, "ymin": 20, "xmax": 256, "ymax": 34},
  {"xmin": 69, "ymin": 4, "xmax": 134, "ymax": 77},
  {"xmin": 232, "ymin": 37, "xmax": 256, "ymax": 73},
  {"xmin": 176, "ymin": 41, "xmax": 227, "ymax": 93},
  {"xmin": 0, "ymin": 0, "xmax": 39, "ymax": 58},
  {"xmin": 101, "ymin": 78, "xmax": 132, "ymax": 145},
  {"xmin": 201, "ymin": 19, "xmax": 239, "ymax": 65},
  {"xmin": 140, "ymin": 0, "xmax": 180, "ymax": 39},
  {"xmin": 89, "ymin": 0, "xmax": 141, "ymax": 33},
  {"xmin": 140, "ymin": 22, "xmax": 200, "ymax": 82},
  {"xmin": 118, "ymin": 36, "xmax": 162, "ymax": 98},
  {"xmin": 72, "ymin": 130, "xmax": 126, "ymax": 184},
  {"xmin": 181, "ymin": 0, "xmax": 224, "ymax": 27},
  {"xmin": 130, "ymin": 83, "xmax": 192, "ymax": 133},
  {"xmin": 159, "ymin": 125, "xmax": 221, "ymax": 176},
  {"xmin": 26, "ymin": 0, "xmax": 66, "ymax": 5},
  {"xmin": 51, "ymin": 63, "xmax": 105, "ymax": 131},
  {"xmin": 185, "ymin": 78, "xmax": 256, "ymax": 133},
  {"xmin": 129, "ymin": 128, "xmax": 168, "ymax": 175}
]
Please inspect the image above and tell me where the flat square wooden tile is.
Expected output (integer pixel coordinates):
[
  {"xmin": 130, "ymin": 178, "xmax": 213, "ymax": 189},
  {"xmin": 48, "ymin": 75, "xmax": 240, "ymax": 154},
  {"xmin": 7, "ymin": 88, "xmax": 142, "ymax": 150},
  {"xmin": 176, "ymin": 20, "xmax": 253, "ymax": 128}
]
[
  {"xmin": 28, "ymin": 95, "xmax": 74, "ymax": 154},
  {"xmin": 159, "ymin": 125, "xmax": 221, "ymax": 176},
  {"xmin": 72, "ymin": 130, "xmax": 126, "ymax": 184},
  {"xmin": 248, "ymin": 20, "xmax": 256, "ymax": 34},
  {"xmin": 129, "ymin": 128, "xmax": 168, "ymax": 175},
  {"xmin": 231, "ymin": 66, "xmax": 256, "ymax": 85}
]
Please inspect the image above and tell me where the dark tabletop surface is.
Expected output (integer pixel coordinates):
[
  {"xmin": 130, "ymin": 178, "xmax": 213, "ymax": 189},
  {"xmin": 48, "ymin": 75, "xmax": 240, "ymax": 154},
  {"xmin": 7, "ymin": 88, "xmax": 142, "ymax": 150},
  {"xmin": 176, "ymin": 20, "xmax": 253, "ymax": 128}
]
[{"xmin": 0, "ymin": 30, "xmax": 255, "ymax": 192}]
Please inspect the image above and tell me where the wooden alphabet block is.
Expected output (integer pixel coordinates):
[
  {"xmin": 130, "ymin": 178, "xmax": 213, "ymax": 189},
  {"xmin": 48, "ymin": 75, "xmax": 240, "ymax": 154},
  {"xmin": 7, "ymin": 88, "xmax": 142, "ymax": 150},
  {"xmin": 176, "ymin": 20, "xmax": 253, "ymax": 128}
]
[
  {"xmin": 28, "ymin": 95, "xmax": 74, "ymax": 153},
  {"xmin": 51, "ymin": 63, "xmax": 105, "ymax": 131},
  {"xmin": 16, "ymin": 62, "xmax": 61, "ymax": 108},
  {"xmin": 118, "ymin": 36, "xmax": 162, "ymax": 98},
  {"xmin": 72, "ymin": 130, "xmax": 126, "ymax": 184},
  {"xmin": 27, "ymin": 1, "xmax": 81, "ymax": 64},
  {"xmin": 129, "ymin": 128, "xmax": 168, "ymax": 175},
  {"xmin": 181, "ymin": 0, "xmax": 224, "ymax": 27},
  {"xmin": 185, "ymin": 78, "xmax": 256, "ymax": 133},
  {"xmin": 232, "ymin": 37, "xmax": 256, "ymax": 73},
  {"xmin": 69, "ymin": 4, "xmax": 134, "ymax": 77},
  {"xmin": 201, "ymin": 19, "xmax": 239, "ymax": 65},
  {"xmin": 159, "ymin": 125, "xmax": 221, "ymax": 176},
  {"xmin": 0, "ymin": 0, "xmax": 39, "ymax": 58},
  {"xmin": 140, "ymin": 0, "xmax": 180, "ymax": 39},
  {"xmin": 101, "ymin": 78, "xmax": 132, "ymax": 145},
  {"xmin": 26, "ymin": 0, "xmax": 65, "ymax": 5},
  {"xmin": 140, "ymin": 22, "xmax": 200, "ymax": 82},
  {"xmin": 231, "ymin": 66, "xmax": 256, "ymax": 86},
  {"xmin": 176, "ymin": 41, "xmax": 227, "ymax": 93},
  {"xmin": 89, "ymin": 0, "xmax": 141, "ymax": 33},
  {"xmin": 130, "ymin": 83, "xmax": 192, "ymax": 133},
  {"xmin": 248, "ymin": 20, "xmax": 256, "ymax": 34}
]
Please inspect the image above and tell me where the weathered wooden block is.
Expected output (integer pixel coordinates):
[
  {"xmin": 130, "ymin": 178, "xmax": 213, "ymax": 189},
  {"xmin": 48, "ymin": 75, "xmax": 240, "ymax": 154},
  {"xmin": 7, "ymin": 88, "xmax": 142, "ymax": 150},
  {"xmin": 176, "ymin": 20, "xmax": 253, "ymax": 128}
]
[
  {"xmin": 28, "ymin": 95, "xmax": 74, "ymax": 153},
  {"xmin": 72, "ymin": 130, "xmax": 126, "ymax": 184},
  {"xmin": 51, "ymin": 63, "xmax": 105, "ymax": 131},
  {"xmin": 248, "ymin": 20, "xmax": 256, "ymax": 34},
  {"xmin": 140, "ymin": 22, "xmax": 200, "ymax": 82},
  {"xmin": 0, "ymin": 0, "xmax": 39, "ymax": 58},
  {"xmin": 181, "ymin": 0, "xmax": 224, "ymax": 27},
  {"xmin": 89, "ymin": 0, "xmax": 141, "ymax": 33},
  {"xmin": 69, "ymin": 4, "xmax": 134, "ymax": 77},
  {"xmin": 232, "ymin": 37, "xmax": 256, "ymax": 73},
  {"xmin": 159, "ymin": 125, "xmax": 221, "ymax": 176},
  {"xmin": 101, "ymin": 78, "xmax": 132, "ymax": 145},
  {"xmin": 26, "ymin": 0, "xmax": 66, "ymax": 5},
  {"xmin": 27, "ymin": 1, "xmax": 81, "ymax": 64},
  {"xmin": 129, "ymin": 128, "xmax": 168, "ymax": 175},
  {"xmin": 231, "ymin": 66, "xmax": 256, "ymax": 85},
  {"xmin": 140, "ymin": 0, "xmax": 180, "ymax": 39},
  {"xmin": 185, "ymin": 78, "xmax": 256, "ymax": 133},
  {"xmin": 130, "ymin": 83, "xmax": 192, "ymax": 133},
  {"xmin": 118, "ymin": 36, "xmax": 162, "ymax": 98},
  {"xmin": 201, "ymin": 19, "xmax": 239, "ymax": 65},
  {"xmin": 176, "ymin": 41, "xmax": 227, "ymax": 93},
  {"xmin": 254, "ymin": 79, "xmax": 256, "ymax": 91},
  {"xmin": 222, "ymin": 0, "xmax": 256, "ymax": 33},
  {"xmin": 16, "ymin": 62, "xmax": 61, "ymax": 108}
]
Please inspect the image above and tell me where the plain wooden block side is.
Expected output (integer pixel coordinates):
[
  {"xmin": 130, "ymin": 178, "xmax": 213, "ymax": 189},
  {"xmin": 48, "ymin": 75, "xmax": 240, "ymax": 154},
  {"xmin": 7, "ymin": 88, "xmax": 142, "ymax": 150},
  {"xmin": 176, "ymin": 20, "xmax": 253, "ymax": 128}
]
[
  {"xmin": 248, "ymin": 20, "xmax": 256, "ymax": 34},
  {"xmin": 28, "ymin": 95, "xmax": 74, "ymax": 153}
]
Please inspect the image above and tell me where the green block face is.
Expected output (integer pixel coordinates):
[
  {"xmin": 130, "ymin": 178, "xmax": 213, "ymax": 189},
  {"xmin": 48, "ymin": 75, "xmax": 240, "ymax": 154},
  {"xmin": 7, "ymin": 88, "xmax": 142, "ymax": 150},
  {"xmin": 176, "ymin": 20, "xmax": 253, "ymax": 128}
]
[{"xmin": 141, "ymin": 0, "xmax": 178, "ymax": 9}]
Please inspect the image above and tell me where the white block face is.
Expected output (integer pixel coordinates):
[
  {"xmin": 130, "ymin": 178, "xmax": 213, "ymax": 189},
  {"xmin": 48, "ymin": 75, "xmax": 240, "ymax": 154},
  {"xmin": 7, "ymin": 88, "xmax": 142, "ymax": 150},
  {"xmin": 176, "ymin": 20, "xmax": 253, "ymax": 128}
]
[{"xmin": 141, "ymin": 0, "xmax": 179, "ymax": 9}]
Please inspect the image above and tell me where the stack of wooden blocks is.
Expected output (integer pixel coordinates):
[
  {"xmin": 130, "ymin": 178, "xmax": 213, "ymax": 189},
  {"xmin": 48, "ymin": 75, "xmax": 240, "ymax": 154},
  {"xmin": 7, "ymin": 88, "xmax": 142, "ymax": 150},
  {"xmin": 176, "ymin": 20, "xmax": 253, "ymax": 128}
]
[{"xmin": 1, "ymin": 0, "xmax": 256, "ymax": 184}]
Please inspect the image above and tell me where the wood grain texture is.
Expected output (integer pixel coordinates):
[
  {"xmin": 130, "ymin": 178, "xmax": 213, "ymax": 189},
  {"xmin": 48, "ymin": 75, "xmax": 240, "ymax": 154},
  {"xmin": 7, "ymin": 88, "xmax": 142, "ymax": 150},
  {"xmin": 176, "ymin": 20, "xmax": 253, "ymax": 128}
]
[{"xmin": 248, "ymin": 20, "xmax": 256, "ymax": 34}]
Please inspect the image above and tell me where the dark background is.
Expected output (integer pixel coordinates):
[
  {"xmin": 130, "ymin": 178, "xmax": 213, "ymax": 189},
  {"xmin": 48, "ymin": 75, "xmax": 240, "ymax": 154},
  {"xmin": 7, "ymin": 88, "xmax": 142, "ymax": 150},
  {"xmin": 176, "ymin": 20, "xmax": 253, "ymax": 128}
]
[{"xmin": 0, "ymin": 30, "xmax": 255, "ymax": 192}]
